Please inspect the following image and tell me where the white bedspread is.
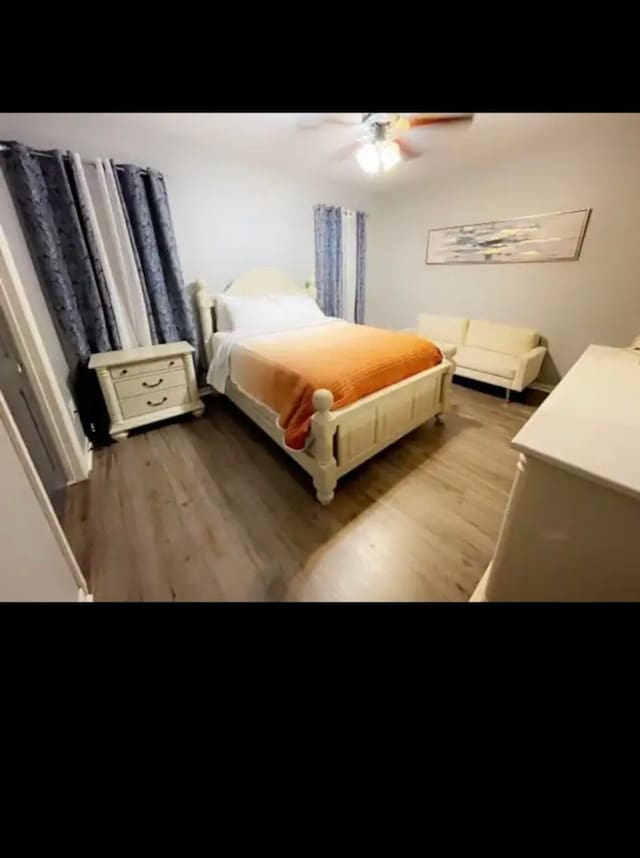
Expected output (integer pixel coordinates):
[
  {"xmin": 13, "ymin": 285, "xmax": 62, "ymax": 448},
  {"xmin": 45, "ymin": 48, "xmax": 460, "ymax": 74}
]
[{"xmin": 206, "ymin": 318, "xmax": 345, "ymax": 394}]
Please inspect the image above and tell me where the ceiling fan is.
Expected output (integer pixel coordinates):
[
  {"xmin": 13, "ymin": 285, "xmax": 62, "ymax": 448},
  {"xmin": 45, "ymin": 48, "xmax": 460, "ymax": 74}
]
[{"xmin": 299, "ymin": 113, "xmax": 474, "ymax": 174}]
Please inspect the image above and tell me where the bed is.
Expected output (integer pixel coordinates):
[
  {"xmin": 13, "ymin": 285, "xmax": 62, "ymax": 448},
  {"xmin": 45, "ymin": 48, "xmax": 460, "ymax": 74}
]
[{"xmin": 195, "ymin": 268, "xmax": 454, "ymax": 505}]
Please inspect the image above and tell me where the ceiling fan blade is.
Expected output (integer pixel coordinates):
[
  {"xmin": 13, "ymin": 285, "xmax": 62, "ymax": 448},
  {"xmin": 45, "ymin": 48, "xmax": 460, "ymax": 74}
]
[
  {"xmin": 396, "ymin": 137, "xmax": 421, "ymax": 160},
  {"xmin": 407, "ymin": 114, "xmax": 474, "ymax": 130}
]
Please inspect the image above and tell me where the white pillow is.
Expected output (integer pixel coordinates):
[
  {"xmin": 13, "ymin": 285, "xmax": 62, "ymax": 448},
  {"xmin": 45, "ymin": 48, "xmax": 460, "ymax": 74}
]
[
  {"xmin": 271, "ymin": 294, "xmax": 325, "ymax": 323},
  {"xmin": 219, "ymin": 295, "xmax": 282, "ymax": 332},
  {"xmin": 216, "ymin": 293, "xmax": 325, "ymax": 333}
]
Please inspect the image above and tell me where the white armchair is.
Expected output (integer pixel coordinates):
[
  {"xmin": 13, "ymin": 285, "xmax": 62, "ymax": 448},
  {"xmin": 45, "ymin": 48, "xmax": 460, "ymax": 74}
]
[
  {"xmin": 417, "ymin": 314, "xmax": 547, "ymax": 400},
  {"xmin": 513, "ymin": 346, "xmax": 547, "ymax": 392}
]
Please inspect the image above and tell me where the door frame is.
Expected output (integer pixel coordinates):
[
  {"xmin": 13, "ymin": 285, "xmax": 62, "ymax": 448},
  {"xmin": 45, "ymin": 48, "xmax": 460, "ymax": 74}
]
[
  {"xmin": 0, "ymin": 390, "xmax": 89, "ymax": 598},
  {"xmin": 0, "ymin": 224, "xmax": 89, "ymax": 484},
  {"xmin": 0, "ymin": 302, "xmax": 66, "ymax": 504}
]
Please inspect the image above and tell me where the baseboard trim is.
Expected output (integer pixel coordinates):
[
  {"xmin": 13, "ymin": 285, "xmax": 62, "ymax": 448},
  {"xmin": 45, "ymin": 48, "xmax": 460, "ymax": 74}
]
[{"xmin": 66, "ymin": 441, "xmax": 93, "ymax": 487}]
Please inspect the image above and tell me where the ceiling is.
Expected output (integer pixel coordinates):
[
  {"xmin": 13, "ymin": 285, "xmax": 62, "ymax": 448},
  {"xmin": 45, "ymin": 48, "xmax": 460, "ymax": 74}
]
[{"xmin": 106, "ymin": 113, "xmax": 615, "ymax": 192}]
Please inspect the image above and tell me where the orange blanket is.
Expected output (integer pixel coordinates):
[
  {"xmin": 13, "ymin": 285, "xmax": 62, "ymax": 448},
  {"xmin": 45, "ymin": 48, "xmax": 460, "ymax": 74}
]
[{"xmin": 231, "ymin": 323, "xmax": 443, "ymax": 450}]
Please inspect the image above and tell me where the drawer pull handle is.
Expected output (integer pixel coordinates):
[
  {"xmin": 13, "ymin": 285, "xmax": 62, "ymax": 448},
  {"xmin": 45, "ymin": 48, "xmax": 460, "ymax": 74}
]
[
  {"xmin": 169, "ymin": 360, "xmax": 176, "ymax": 367},
  {"xmin": 121, "ymin": 369, "xmax": 128, "ymax": 375},
  {"xmin": 142, "ymin": 378, "xmax": 163, "ymax": 388},
  {"xmin": 147, "ymin": 396, "xmax": 168, "ymax": 407}
]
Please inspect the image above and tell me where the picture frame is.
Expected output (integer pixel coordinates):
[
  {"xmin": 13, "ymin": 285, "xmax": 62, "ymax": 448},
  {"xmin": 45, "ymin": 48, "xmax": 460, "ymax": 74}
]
[{"xmin": 425, "ymin": 208, "xmax": 591, "ymax": 265}]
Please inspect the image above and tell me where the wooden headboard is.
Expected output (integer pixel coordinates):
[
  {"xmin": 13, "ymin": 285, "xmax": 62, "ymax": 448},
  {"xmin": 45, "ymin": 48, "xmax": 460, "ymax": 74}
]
[{"xmin": 194, "ymin": 268, "xmax": 310, "ymax": 364}]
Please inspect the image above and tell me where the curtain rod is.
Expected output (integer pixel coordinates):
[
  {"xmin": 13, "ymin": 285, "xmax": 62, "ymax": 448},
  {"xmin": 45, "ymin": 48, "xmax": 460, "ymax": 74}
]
[{"xmin": 0, "ymin": 144, "xmax": 149, "ymax": 175}]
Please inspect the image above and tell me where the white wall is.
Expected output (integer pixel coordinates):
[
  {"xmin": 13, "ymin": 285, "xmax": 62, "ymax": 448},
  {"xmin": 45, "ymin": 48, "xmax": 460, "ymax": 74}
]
[
  {"xmin": 0, "ymin": 113, "xmax": 372, "ymax": 290},
  {"xmin": 368, "ymin": 115, "xmax": 640, "ymax": 384}
]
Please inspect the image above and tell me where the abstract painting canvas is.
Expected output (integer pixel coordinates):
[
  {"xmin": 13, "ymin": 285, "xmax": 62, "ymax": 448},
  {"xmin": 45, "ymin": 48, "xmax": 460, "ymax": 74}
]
[{"xmin": 426, "ymin": 209, "xmax": 591, "ymax": 264}]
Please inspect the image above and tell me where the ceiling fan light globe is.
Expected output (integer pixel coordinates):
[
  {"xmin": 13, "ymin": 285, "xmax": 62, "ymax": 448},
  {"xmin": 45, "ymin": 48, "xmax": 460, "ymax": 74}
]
[
  {"xmin": 380, "ymin": 140, "xmax": 401, "ymax": 171},
  {"xmin": 356, "ymin": 139, "xmax": 402, "ymax": 174},
  {"xmin": 356, "ymin": 142, "xmax": 380, "ymax": 174}
]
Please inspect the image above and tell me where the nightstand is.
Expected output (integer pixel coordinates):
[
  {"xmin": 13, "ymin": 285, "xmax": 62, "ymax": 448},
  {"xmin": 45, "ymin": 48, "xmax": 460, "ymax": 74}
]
[{"xmin": 89, "ymin": 342, "xmax": 204, "ymax": 441}]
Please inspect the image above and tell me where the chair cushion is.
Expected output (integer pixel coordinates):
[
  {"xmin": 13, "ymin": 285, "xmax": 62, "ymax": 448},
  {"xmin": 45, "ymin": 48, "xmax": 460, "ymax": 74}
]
[
  {"xmin": 464, "ymin": 319, "xmax": 539, "ymax": 355},
  {"xmin": 455, "ymin": 346, "xmax": 517, "ymax": 380},
  {"xmin": 418, "ymin": 314, "xmax": 468, "ymax": 345}
]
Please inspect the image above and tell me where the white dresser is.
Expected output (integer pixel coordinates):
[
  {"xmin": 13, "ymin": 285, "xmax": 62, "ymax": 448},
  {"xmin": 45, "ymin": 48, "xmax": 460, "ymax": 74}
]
[
  {"xmin": 472, "ymin": 345, "xmax": 640, "ymax": 601},
  {"xmin": 89, "ymin": 342, "xmax": 204, "ymax": 441}
]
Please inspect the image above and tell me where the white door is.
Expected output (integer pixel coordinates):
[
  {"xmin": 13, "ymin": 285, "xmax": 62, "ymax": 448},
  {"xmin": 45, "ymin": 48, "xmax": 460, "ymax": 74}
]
[{"xmin": 0, "ymin": 303, "xmax": 65, "ymax": 515}]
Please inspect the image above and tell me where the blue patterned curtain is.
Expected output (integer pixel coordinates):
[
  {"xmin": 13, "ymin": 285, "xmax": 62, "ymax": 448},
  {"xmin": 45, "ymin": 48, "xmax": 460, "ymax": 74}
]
[
  {"xmin": 1, "ymin": 140, "xmax": 123, "ymax": 445},
  {"xmin": 355, "ymin": 211, "xmax": 366, "ymax": 324},
  {"xmin": 1, "ymin": 141, "xmax": 121, "ymax": 365},
  {"xmin": 109, "ymin": 159, "xmax": 158, "ymax": 344},
  {"xmin": 313, "ymin": 204, "xmax": 343, "ymax": 318},
  {"xmin": 116, "ymin": 165, "xmax": 198, "ymax": 363}
]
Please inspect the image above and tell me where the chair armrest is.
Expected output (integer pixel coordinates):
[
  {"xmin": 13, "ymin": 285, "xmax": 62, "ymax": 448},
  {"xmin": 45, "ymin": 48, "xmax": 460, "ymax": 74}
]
[
  {"xmin": 437, "ymin": 343, "xmax": 457, "ymax": 361},
  {"xmin": 513, "ymin": 346, "xmax": 546, "ymax": 391},
  {"xmin": 412, "ymin": 331, "xmax": 457, "ymax": 360}
]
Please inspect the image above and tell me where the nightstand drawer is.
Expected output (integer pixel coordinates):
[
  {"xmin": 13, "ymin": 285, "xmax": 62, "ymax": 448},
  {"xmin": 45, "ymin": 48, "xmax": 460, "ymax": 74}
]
[
  {"xmin": 120, "ymin": 385, "xmax": 190, "ymax": 420},
  {"xmin": 115, "ymin": 369, "xmax": 186, "ymax": 400},
  {"xmin": 110, "ymin": 356, "xmax": 182, "ymax": 380}
]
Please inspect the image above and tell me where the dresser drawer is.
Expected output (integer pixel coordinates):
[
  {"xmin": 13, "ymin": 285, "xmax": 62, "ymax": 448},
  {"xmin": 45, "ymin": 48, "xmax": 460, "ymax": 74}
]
[
  {"xmin": 110, "ymin": 356, "xmax": 183, "ymax": 380},
  {"xmin": 115, "ymin": 368, "xmax": 186, "ymax": 400},
  {"xmin": 119, "ymin": 385, "xmax": 191, "ymax": 420}
]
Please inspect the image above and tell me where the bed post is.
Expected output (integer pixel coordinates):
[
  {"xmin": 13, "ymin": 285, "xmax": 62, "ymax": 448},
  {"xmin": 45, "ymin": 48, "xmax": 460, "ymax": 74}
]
[
  {"xmin": 311, "ymin": 389, "xmax": 337, "ymax": 506},
  {"xmin": 195, "ymin": 279, "xmax": 214, "ymax": 364},
  {"xmin": 435, "ymin": 360, "xmax": 454, "ymax": 425}
]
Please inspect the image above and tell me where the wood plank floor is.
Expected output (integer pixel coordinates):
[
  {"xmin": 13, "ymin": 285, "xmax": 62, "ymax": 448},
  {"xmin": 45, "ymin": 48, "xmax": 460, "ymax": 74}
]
[{"xmin": 63, "ymin": 384, "xmax": 536, "ymax": 602}]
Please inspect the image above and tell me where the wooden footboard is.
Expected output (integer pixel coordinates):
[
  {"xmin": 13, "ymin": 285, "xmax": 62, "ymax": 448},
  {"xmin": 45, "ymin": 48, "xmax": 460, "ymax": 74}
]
[{"xmin": 226, "ymin": 358, "xmax": 454, "ymax": 505}]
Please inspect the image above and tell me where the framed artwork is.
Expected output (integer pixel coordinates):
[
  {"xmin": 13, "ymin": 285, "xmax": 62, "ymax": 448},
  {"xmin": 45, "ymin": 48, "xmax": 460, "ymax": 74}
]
[{"xmin": 426, "ymin": 208, "xmax": 591, "ymax": 264}]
